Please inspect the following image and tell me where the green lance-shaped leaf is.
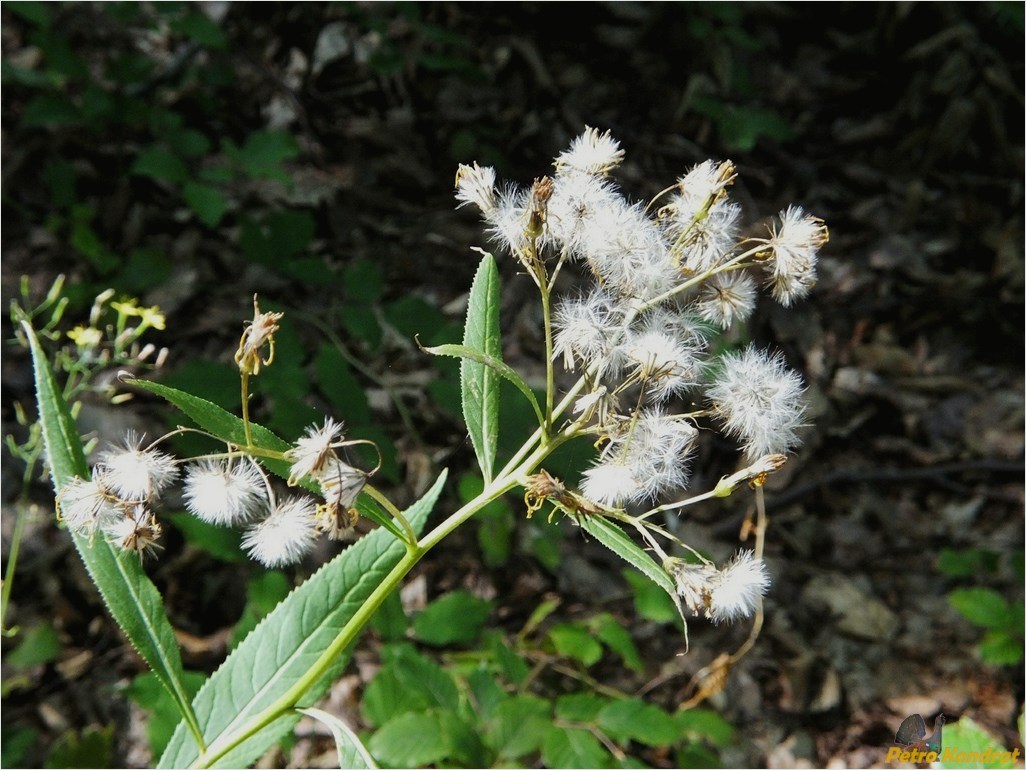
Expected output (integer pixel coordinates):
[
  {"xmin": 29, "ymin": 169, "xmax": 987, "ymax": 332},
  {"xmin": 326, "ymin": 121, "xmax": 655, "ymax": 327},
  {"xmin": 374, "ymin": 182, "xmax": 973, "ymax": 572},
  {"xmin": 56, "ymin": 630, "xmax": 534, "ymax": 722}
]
[
  {"xmin": 158, "ymin": 472, "xmax": 447, "ymax": 769},
  {"xmin": 578, "ymin": 516, "xmax": 689, "ymax": 632},
  {"xmin": 128, "ymin": 378, "xmax": 405, "ymax": 542},
  {"xmin": 460, "ymin": 252, "xmax": 501, "ymax": 483},
  {"xmin": 420, "ymin": 343, "xmax": 544, "ymax": 429},
  {"xmin": 297, "ymin": 708, "xmax": 377, "ymax": 769},
  {"xmin": 24, "ymin": 322, "xmax": 205, "ymax": 748}
]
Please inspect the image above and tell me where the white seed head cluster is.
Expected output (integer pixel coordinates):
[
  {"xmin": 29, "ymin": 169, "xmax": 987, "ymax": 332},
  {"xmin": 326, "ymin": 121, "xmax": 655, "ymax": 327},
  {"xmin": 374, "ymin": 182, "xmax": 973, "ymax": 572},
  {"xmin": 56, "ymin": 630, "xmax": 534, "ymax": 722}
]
[
  {"xmin": 705, "ymin": 346, "xmax": 807, "ymax": 460},
  {"xmin": 58, "ymin": 415, "xmax": 375, "ymax": 567},
  {"xmin": 456, "ymin": 128, "xmax": 825, "ymax": 507},
  {"xmin": 665, "ymin": 551, "xmax": 770, "ymax": 624},
  {"xmin": 183, "ymin": 459, "xmax": 265, "ymax": 526},
  {"xmin": 57, "ymin": 432, "xmax": 178, "ymax": 558}
]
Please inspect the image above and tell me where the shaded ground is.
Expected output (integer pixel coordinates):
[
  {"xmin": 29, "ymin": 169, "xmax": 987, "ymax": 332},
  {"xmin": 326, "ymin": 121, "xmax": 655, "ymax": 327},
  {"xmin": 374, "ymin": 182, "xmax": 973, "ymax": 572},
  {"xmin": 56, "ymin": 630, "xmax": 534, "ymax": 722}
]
[{"xmin": 2, "ymin": 3, "xmax": 1023, "ymax": 768}]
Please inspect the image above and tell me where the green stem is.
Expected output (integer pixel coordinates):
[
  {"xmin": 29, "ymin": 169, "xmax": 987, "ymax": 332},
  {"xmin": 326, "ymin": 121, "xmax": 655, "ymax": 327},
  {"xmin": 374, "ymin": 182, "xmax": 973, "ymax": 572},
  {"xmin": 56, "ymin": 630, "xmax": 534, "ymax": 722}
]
[
  {"xmin": 192, "ymin": 436, "xmax": 566, "ymax": 769},
  {"xmin": 363, "ymin": 482, "xmax": 417, "ymax": 547},
  {"xmin": 240, "ymin": 373, "xmax": 253, "ymax": 448},
  {"xmin": 0, "ymin": 497, "xmax": 29, "ymax": 636},
  {"xmin": 540, "ymin": 275, "xmax": 555, "ymax": 433}
]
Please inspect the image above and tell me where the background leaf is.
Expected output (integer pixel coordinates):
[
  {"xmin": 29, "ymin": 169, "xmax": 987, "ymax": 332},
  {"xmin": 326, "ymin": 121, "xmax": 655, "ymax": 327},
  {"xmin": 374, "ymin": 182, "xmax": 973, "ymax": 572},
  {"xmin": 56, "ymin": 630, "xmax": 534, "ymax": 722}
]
[
  {"xmin": 413, "ymin": 591, "xmax": 492, "ymax": 646},
  {"xmin": 948, "ymin": 588, "xmax": 1013, "ymax": 630}
]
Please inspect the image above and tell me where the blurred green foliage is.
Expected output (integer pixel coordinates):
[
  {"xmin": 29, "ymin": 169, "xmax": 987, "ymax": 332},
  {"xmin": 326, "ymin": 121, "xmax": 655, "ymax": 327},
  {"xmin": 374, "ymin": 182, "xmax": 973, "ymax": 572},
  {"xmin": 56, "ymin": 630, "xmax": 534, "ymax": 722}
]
[
  {"xmin": 940, "ymin": 549, "xmax": 1024, "ymax": 666},
  {"xmin": 357, "ymin": 589, "xmax": 736, "ymax": 768}
]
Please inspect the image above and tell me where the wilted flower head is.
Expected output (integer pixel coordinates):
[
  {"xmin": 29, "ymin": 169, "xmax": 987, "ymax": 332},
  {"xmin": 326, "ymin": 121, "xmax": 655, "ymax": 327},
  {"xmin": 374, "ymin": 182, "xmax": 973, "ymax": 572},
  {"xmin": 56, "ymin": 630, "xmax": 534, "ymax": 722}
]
[
  {"xmin": 103, "ymin": 503, "xmax": 163, "ymax": 557},
  {"xmin": 665, "ymin": 551, "xmax": 769, "ymax": 624},
  {"xmin": 706, "ymin": 551, "xmax": 770, "ymax": 624},
  {"xmin": 554, "ymin": 126, "xmax": 625, "ymax": 177},
  {"xmin": 706, "ymin": 346, "xmax": 806, "ymax": 459},
  {"xmin": 764, "ymin": 205, "xmax": 828, "ymax": 306},
  {"xmin": 455, "ymin": 162, "xmax": 498, "ymax": 219},
  {"xmin": 287, "ymin": 418, "xmax": 346, "ymax": 485},
  {"xmin": 241, "ymin": 495, "xmax": 318, "ymax": 567},
  {"xmin": 235, "ymin": 295, "xmax": 284, "ymax": 376},
  {"xmin": 57, "ymin": 474, "xmax": 120, "ymax": 534},
  {"xmin": 95, "ymin": 433, "xmax": 178, "ymax": 501},
  {"xmin": 318, "ymin": 456, "xmax": 368, "ymax": 510},
  {"xmin": 183, "ymin": 459, "xmax": 266, "ymax": 526}
]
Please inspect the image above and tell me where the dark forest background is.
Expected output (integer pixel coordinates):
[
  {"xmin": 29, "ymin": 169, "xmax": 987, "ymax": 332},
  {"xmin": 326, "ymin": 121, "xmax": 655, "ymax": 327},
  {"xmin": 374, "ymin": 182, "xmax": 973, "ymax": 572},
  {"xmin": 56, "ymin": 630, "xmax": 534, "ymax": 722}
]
[{"xmin": 2, "ymin": 3, "xmax": 1023, "ymax": 768}]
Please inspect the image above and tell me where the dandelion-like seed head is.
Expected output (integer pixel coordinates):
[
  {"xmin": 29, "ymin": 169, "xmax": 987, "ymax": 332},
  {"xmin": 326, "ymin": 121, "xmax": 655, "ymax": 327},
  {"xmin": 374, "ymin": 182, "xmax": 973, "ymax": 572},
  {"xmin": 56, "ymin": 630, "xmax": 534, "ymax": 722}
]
[
  {"xmin": 544, "ymin": 172, "xmax": 619, "ymax": 256},
  {"xmin": 676, "ymin": 200, "xmax": 742, "ymax": 275},
  {"xmin": 554, "ymin": 126, "xmax": 625, "ymax": 177},
  {"xmin": 706, "ymin": 346, "xmax": 806, "ymax": 460},
  {"xmin": 552, "ymin": 290, "xmax": 622, "ymax": 371},
  {"xmin": 455, "ymin": 162, "xmax": 498, "ymax": 219},
  {"xmin": 287, "ymin": 418, "xmax": 346, "ymax": 485},
  {"xmin": 241, "ymin": 495, "xmax": 318, "ymax": 568},
  {"xmin": 579, "ymin": 462, "xmax": 643, "ymax": 507},
  {"xmin": 706, "ymin": 551, "xmax": 770, "ymax": 624},
  {"xmin": 104, "ymin": 503, "xmax": 163, "ymax": 558},
  {"xmin": 96, "ymin": 432, "xmax": 178, "ymax": 501},
  {"xmin": 696, "ymin": 271, "xmax": 758, "ymax": 329},
  {"xmin": 629, "ymin": 411, "xmax": 698, "ymax": 498},
  {"xmin": 623, "ymin": 330, "xmax": 701, "ymax": 401},
  {"xmin": 764, "ymin": 205, "xmax": 828, "ymax": 307},
  {"xmin": 485, "ymin": 184, "xmax": 530, "ymax": 255},
  {"xmin": 183, "ymin": 459, "xmax": 266, "ymax": 526},
  {"xmin": 57, "ymin": 474, "xmax": 120, "ymax": 533}
]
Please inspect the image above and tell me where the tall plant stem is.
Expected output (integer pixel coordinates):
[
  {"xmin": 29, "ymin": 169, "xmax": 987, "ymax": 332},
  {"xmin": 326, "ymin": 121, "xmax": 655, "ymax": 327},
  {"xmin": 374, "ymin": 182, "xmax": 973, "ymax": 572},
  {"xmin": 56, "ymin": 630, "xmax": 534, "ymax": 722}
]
[{"xmin": 192, "ymin": 434, "xmax": 568, "ymax": 769}]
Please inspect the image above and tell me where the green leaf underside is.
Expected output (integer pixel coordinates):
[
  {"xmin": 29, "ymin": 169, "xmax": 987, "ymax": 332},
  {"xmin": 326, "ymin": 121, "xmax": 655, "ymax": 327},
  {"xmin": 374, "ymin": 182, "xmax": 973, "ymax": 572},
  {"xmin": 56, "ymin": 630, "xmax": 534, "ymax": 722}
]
[
  {"xmin": 423, "ymin": 343, "xmax": 543, "ymax": 428},
  {"xmin": 459, "ymin": 253, "xmax": 501, "ymax": 483},
  {"xmin": 158, "ymin": 472, "xmax": 447, "ymax": 769},
  {"xmin": 129, "ymin": 378, "xmax": 405, "ymax": 541},
  {"xmin": 26, "ymin": 322, "xmax": 203, "ymax": 748},
  {"xmin": 578, "ymin": 517, "xmax": 678, "ymax": 599},
  {"xmin": 297, "ymin": 708, "xmax": 377, "ymax": 769}
]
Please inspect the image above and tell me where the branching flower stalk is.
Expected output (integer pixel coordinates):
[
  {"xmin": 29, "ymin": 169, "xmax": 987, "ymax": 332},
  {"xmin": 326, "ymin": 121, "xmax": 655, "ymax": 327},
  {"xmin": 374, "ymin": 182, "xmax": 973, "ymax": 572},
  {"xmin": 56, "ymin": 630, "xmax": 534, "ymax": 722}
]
[{"xmin": 39, "ymin": 128, "xmax": 827, "ymax": 768}]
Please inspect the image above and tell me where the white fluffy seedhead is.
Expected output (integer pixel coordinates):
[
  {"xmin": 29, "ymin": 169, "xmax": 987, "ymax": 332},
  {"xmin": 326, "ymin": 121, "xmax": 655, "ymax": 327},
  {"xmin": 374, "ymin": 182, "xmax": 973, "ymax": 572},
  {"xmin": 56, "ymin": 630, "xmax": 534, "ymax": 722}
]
[
  {"xmin": 581, "ymin": 410, "xmax": 698, "ymax": 506},
  {"xmin": 707, "ymin": 551, "xmax": 770, "ymax": 624},
  {"xmin": 183, "ymin": 459, "xmax": 266, "ymax": 527},
  {"xmin": 554, "ymin": 126, "xmax": 626, "ymax": 177},
  {"xmin": 706, "ymin": 346, "xmax": 807, "ymax": 459},
  {"xmin": 241, "ymin": 495, "xmax": 319, "ymax": 568},
  {"xmin": 764, "ymin": 205, "xmax": 828, "ymax": 306},
  {"xmin": 552, "ymin": 289, "xmax": 624, "ymax": 371},
  {"xmin": 695, "ymin": 271, "xmax": 758, "ymax": 329},
  {"xmin": 95, "ymin": 432, "xmax": 179, "ymax": 502}
]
